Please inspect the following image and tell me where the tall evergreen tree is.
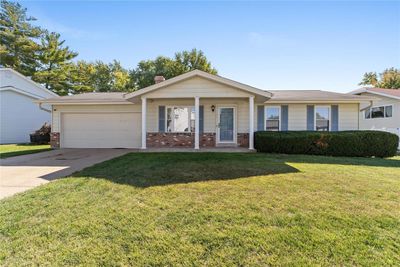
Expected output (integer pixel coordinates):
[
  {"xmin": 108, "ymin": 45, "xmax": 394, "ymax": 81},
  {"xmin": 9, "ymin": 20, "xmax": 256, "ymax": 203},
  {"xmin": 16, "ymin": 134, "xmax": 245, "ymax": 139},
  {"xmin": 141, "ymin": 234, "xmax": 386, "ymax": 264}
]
[
  {"xmin": 0, "ymin": 0, "xmax": 43, "ymax": 76},
  {"xmin": 33, "ymin": 31, "xmax": 78, "ymax": 93}
]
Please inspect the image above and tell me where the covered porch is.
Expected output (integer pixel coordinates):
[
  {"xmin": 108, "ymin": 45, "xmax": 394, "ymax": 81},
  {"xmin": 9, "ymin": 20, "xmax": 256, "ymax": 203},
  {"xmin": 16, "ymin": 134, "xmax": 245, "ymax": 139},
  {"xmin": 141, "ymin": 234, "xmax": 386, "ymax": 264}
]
[
  {"xmin": 124, "ymin": 70, "xmax": 273, "ymax": 150},
  {"xmin": 139, "ymin": 96, "xmax": 256, "ymax": 150}
]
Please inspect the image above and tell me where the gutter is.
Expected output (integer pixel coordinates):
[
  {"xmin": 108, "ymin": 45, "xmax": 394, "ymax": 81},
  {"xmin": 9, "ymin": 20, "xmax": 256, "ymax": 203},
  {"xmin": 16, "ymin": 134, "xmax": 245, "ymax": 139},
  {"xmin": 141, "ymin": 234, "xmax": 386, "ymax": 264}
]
[
  {"xmin": 38, "ymin": 103, "xmax": 51, "ymax": 113},
  {"xmin": 359, "ymin": 100, "xmax": 374, "ymax": 112}
]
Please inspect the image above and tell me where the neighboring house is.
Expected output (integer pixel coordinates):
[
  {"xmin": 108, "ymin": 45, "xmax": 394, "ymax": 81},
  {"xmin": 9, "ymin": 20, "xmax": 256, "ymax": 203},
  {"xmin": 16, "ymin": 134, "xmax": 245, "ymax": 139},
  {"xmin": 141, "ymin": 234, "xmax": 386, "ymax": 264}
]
[
  {"xmin": 0, "ymin": 68, "xmax": 58, "ymax": 144},
  {"xmin": 349, "ymin": 87, "xmax": 400, "ymax": 146},
  {"xmin": 38, "ymin": 70, "xmax": 372, "ymax": 149}
]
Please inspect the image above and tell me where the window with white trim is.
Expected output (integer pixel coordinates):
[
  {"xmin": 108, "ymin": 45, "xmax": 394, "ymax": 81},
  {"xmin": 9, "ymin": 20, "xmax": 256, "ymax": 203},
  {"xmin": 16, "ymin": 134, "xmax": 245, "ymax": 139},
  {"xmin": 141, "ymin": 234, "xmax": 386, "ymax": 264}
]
[
  {"xmin": 265, "ymin": 107, "xmax": 280, "ymax": 131},
  {"xmin": 364, "ymin": 105, "xmax": 393, "ymax": 119},
  {"xmin": 166, "ymin": 107, "xmax": 195, "ymax": 132},
  {"xmin": 315, "ymin": 106, "xmax": 330, "ymax": 131}
]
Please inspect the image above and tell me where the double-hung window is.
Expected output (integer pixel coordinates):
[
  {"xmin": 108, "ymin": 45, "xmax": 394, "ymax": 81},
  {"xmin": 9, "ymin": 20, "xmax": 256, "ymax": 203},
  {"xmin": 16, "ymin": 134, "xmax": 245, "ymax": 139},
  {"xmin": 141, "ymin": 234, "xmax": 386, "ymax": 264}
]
[
  {"xmin": 265, "ymin": 107, "xmax": 280, "ymax": 131},
  {"xmin": 315, "ymin": 106, "xmax": 330, "ymax": 131},
  {"xmin": 364, "ymin": 105, "xmax": 392, "ymax": 119},
  {"xmin": 166, "ymin": 107, "xmax": 195, "ymax": 132}
]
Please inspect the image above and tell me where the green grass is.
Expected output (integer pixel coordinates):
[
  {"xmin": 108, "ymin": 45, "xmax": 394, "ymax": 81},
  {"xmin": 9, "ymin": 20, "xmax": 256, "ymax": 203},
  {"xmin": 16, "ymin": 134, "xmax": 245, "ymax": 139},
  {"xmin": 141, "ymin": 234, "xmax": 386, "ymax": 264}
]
[
  {"xmin": 0, "ymin": 143, "xmax": 51, "ymax": 159},
  {"xmin": 1, "ymin": 153, "xmax": 399, "ymax": 266}
]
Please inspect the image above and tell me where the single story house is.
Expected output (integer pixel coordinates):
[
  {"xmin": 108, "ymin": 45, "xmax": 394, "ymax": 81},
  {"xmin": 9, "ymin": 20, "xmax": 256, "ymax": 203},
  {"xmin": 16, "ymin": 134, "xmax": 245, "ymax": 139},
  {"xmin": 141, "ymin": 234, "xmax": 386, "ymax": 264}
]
[
  {"xmin": 0, "ymin": 68, "xmax": 58, "ymax": 144},
  {"xmin": 37, "ymin": 70, "xmax": 372, "ymax": 150},
  {"xmin": 350, "ymin": 87, "xmax": 400, "ymax": 147}
]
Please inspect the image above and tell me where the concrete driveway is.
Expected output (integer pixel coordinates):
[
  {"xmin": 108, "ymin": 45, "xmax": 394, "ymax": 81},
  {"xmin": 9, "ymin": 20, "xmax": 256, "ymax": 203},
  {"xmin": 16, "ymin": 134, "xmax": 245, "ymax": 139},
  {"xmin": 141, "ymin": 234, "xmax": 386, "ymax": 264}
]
[{"xmin": 0, "ymin": 149, "xmax": 133, "ymax": 200}]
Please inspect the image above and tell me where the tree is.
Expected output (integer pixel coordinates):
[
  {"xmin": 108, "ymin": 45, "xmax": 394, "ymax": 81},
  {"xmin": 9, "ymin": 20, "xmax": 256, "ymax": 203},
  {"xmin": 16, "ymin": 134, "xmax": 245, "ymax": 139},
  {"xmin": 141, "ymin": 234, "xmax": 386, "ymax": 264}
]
[
  {"xmin": 174, "ymin": 48, "xmax": 217, "ymax": 75},
  {"xmin": 131, "ymin": 49, "xmax": 218, "ymax": 89},
  {"xmin": 359, "ymin": 72, "xmax": 378, "ymax": 87},
  {"xmin": 67, "ymin": 60, "xmax": 133, "ymax": 94},
  {"xmin": 0, "ymin": 0, "xmax": 43, "ymax": 76},
  {"xmin": 89, "ymin": 60, "xmax": 132, "ymax": 92},
  {"xmin": 130, "ymin": 56, "xmax": 176, "ymax": 89},
  {"xmin": 110, "ymin": 60, "xmax": 131, "ymax": 92},
  {"xmin": 32, "ymin": 31, "xmax": 78, "ymax": 93},
  {"xmin": 379, "ymin": 68, "xmax": 400, "ymax": 89},
  {"xmin": 68, "ymin": 60, "xmax": 96, "ymax": 94},
  {"xmin": 359, "ymin": 68, "xmax": 400, "ymax": 89}
]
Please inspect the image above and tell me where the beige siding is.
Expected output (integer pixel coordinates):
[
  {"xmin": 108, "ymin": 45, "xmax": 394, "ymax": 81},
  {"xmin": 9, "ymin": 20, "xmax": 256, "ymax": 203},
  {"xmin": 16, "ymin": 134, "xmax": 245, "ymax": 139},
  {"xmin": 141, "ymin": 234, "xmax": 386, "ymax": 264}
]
[
  {"xmin": 287, "ymin": 104, "xmax": 307, "ymax": 130},
  {"xmin": 52, "ymin": 102, "xmax": 361, "ymax": 145},
  {"xmin": 52, "ymin": 104, "xmax": 140, "ymax": 132},
  {"xmin": 358, "ymin": 92, "xmax": 400, "ymax": 131},
  {"xmin": 338, "ymin": 103, "xmax": 359, "ymax": 130},
  {"xmin": 263, "ymin": 103, "xmax": 359, "ymax": 131},
  {"xmin": 145, "ymin": 77, "xmax": 254, "ymax": 98}
]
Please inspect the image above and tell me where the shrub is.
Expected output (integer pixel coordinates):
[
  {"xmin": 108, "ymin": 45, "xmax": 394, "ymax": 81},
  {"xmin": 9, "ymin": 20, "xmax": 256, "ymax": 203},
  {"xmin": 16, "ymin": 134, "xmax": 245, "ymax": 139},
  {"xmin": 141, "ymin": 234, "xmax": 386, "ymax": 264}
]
[
  {"xmin": 254, "ymin": 131, "xmax": 399, "ymax": 157},
  {"xmin": 30, "ymin": 123, "xmax": 51, "ymax": 144}
]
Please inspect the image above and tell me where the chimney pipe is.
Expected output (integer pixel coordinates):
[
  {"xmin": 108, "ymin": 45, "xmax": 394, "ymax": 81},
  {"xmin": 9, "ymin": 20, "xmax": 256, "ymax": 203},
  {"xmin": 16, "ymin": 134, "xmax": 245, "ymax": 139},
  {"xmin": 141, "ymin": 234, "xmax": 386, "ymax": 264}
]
[{"xmin": 154, "ymin": 76, "xmax": 165, "ymax": 84}]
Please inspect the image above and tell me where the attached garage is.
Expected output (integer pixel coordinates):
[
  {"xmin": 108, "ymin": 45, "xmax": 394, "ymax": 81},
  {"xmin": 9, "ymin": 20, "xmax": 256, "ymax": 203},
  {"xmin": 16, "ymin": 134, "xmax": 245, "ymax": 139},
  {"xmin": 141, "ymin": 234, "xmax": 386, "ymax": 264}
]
[{"xmin": 60, "ymin": 112, "xmax": 141, "ymax": 148}]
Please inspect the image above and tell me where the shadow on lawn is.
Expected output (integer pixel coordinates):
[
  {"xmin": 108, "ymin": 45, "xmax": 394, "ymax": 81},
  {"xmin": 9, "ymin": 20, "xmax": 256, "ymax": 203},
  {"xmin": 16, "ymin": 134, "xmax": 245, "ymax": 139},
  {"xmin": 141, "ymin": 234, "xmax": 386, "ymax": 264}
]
[
  {"xmin": 72, "ymin": 153, "xmax": 300, "ymax": 188},
  {"xmin": 71, "ymin": 152, "xmax": 400, "ymax": 188},
  {"xmin": 269, "ymin": 153, "xmax": 400, "ymax": 168},
  {"xmin": 0, "ymin": 147, "xmax": 51, "ymax": 159}
]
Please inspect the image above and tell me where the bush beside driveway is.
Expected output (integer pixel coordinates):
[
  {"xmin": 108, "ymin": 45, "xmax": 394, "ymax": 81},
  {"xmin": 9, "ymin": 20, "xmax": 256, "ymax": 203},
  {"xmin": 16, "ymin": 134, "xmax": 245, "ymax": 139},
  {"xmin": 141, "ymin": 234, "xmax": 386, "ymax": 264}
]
[{"xmin": 1, "ymin": 153, "xmax": 399, "ymax": 266}]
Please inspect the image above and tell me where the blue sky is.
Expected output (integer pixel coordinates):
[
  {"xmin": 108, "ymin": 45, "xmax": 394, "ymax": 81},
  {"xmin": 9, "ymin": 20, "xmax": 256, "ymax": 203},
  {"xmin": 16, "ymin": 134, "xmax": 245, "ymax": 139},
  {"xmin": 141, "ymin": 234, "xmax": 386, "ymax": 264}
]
[{"xmin": 22, "ymin": 1, "xmax": 400, "ymax": 93}]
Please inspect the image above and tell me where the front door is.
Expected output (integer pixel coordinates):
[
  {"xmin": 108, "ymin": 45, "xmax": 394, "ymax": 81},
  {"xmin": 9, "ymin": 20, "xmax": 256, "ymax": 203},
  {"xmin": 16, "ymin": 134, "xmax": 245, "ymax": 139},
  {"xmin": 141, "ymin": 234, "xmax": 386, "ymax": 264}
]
[{"xmin": 217, "ymin": 107, "xmax": 235, "ymax": 143}]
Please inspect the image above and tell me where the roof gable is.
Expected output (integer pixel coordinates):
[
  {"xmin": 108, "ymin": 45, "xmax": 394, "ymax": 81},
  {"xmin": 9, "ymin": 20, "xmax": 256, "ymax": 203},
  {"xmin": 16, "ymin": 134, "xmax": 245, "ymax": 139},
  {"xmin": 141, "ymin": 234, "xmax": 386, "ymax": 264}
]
[
  {"xmin": 349, "ymin": 87, "xmax": 400, "ymax": 100},
  {"xmin": 267, "ymin": 90, "xmax": 374, "ymax": 103},
  {"xmin": 125, "ymin": 70, "xmax": 272, "ymax": 100},
  {"xmin": 0, "ymin": 68, "xmax": 58, "ymax": 98}
]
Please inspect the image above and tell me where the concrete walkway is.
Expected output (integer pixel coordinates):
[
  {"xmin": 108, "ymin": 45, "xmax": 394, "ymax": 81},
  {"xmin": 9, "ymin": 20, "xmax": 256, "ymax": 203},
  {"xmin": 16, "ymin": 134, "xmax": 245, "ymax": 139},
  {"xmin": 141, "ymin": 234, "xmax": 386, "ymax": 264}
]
[{"xmin": 0, "ymin": 149, "xmax": 132, "ymax": 200}]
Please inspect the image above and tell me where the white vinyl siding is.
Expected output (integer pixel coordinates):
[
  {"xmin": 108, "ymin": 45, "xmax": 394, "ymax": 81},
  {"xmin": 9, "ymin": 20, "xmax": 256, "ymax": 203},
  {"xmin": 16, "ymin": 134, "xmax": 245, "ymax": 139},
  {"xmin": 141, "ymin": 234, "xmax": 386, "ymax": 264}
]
[
  {"xmin": 0, "ymin": 91, "xmax": 51, "ymax": 143},
  {"xmin": 0, "ymin": 69, "xmax": 55, "ymax": 144},
  {"xmin": 357, "ymin": 93, "xmax": 400, "ymax": 146}
]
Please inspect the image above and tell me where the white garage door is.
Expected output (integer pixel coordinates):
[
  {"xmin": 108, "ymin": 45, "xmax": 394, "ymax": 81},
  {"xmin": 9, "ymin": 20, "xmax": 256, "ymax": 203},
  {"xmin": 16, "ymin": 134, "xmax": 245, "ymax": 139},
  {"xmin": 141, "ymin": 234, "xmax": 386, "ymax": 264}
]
[{"xmin": 61, "ymin": 113, "xmax": 141, "ymax": 148}]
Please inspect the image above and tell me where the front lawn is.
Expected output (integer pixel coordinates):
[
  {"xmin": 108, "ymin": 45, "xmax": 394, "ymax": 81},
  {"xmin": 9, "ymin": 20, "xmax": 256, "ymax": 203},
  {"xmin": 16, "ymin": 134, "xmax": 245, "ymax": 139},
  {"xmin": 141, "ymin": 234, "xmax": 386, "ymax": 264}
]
[
  {"xmin": 0, "ymin": 143, "xmax": 51, "ymax": 159},
  {"xmin": 1, "ymin": 153, "xmax": 399, "ymax": 265}
]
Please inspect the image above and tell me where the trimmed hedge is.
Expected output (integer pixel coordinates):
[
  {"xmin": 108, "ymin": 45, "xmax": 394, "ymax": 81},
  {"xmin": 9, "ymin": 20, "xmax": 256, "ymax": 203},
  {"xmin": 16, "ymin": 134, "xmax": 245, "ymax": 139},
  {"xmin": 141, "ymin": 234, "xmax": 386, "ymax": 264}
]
[{"xmin": 254, "ymin": 131, "xmax": 399, "ymax": 157}]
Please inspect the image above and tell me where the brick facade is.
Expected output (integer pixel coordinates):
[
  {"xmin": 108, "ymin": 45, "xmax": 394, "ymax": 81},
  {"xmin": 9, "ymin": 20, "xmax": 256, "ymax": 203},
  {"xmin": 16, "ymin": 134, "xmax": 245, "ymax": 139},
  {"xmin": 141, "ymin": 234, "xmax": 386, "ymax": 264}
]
[
  {"xmin": 147, "ymin": 132, "xmax": 194, "ymax": 148},
  {"xmin": 200, "ymin": 133, "xmax": 216, "ymax": 147},
  {"xmin": 237, "ymin": 133, "xmax": 249, "ymax": 147},
  {"xmin": 50, "ymin": 132, "xmax": 60, "ymax": 149},
  {"xmin": 146, "ymin": 132, "xmax": 249, "ymax": 148}
]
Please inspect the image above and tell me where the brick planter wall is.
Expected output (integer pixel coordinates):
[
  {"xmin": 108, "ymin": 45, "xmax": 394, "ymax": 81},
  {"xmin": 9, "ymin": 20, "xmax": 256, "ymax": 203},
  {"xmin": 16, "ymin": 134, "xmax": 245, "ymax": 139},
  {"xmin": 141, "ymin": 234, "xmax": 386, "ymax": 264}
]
[
  {"xmin": 147, "ymin": 132, "xmax": 194, "ymax": 148},
  {"xmin": 50, "ymin": 132, "xmax": 60, "ymax": 149},
  {"xmin": 237, "ymin": 133, "xmax": 249, "ymax": 147},
  {"xmin": 200, "ymin": 133, "xmax": 216, "ymax": 147},
  {"xmin": 147, "ymin": 132, "xmax": 249, "ymax": 148}
]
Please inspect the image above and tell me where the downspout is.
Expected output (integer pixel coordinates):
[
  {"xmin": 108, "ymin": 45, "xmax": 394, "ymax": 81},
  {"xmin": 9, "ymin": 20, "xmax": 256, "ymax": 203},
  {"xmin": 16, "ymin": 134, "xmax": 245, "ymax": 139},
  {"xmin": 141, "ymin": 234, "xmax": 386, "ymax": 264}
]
[
  {"xmin": 359, "ymin": 100, "xmax": 373, "ymax": 112},
  {"xmin": 358, "ymin": 100, "xmax": 373, "ymax": 130},
  {"xmin": 38, "ymin": 102, "xmax": 51, "ymax": 113}
]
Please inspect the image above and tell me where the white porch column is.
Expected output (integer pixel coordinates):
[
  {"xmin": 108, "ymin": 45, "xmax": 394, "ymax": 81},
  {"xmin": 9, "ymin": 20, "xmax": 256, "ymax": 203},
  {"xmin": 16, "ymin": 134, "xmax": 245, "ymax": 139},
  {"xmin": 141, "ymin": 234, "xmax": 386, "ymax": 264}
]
[
  {"xmin": 195, "ymin": 96, "xmax": 200, "ymax": 149},
  {"xmin": 249, "ymin": 96, "xmax": 255, "ymax": 150},
  {"xmin": 141, "ymin": 96, "xmax": 147, "ymax": 149}
]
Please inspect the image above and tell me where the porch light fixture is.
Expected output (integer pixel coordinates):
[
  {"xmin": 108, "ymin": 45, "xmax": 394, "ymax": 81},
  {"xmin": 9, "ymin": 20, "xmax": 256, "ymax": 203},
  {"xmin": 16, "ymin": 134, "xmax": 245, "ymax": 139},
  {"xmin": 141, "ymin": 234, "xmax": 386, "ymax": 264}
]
[{"xmin": 211, "ymin": 105, "xmax": 215, "ymax": 112}]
